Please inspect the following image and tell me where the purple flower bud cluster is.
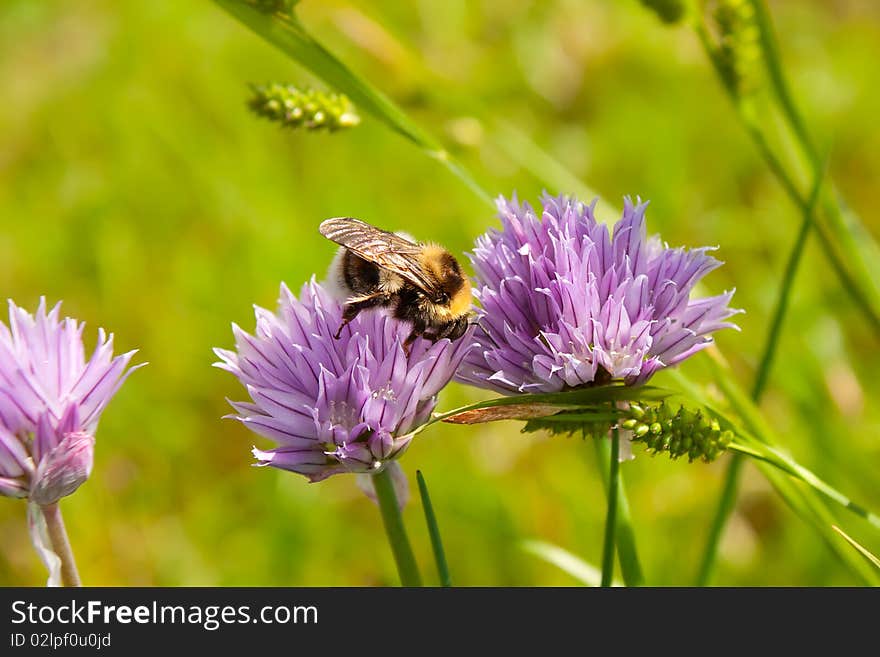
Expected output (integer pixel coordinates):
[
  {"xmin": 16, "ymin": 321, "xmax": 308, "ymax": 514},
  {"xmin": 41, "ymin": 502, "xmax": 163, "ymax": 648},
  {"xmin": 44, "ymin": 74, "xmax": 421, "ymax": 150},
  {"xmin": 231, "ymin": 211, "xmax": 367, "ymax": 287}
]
[
  {"xmin": 0, "ymin": 300, "xmax": 141, "ymax": 504},
  {"xmin": 458, "ymin": 194, "xmax": 741, "ymax": 393},
  {"xmin": 215, "ymin": 280, "xmax": 474, "ymax": 481}
]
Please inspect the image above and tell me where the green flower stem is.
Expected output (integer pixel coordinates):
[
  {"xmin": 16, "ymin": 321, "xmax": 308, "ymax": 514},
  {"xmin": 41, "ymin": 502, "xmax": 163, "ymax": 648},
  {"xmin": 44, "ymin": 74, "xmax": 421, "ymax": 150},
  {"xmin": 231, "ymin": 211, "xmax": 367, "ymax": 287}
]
[
  {"xmin": 600, "ymin": 424, "xmax": 620, "ymax": 587},
  {"xmin": 748, "ymin": 0, "xmax": 816, "ymax": 164},
  {"xmin": 593, "ymin": 439, "xmax": 645, "ymax": 586},
  {"xmin": 372, "ymin": 468, "xmax": 422, "ymax": 587},
  {"xmin": 695, "ymin": 165, "xmax": 826, "ymax": 585},
  {"xmin": 416, "ymin": 471, "xmax": 451, "ymax": 587},
  {"xmin": 749, "ymin": 0, "xmax": 880, "ymax": 325},
  {"xmin": 41, "ymin": 503, "xmax": 81, "ymax": 587},
  {"xmin": 752, "ymin": 161, "xmax": 825, "ymax": 399},
  {"xmin": 694, "ymin": 22, "xmax": 880, "ymax": 332},
  {"xmin": 741, "ymin": 118, "xmax": 880, "ymax": 331}
]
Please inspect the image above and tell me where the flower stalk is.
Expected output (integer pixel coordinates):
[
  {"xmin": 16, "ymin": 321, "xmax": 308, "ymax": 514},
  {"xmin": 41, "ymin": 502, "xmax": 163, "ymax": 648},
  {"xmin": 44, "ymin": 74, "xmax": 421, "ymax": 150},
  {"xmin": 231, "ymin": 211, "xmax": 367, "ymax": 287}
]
[
  {"xmin": 0, "ymin": 299, "xmax": 141, "ymax": 585},
  {"xmin": 373, "ymin": 468, "xmax": 422, "ymax": 587},
  {"xmin": 695, "ymin": 164, "xmax": 826, "ymax": 585},
  {"xmin": 40, "ymin": 503, "xmax": 81, "ymax": 587},
  {"xmin": 600, "ymin": 422, "xmax": 620, "ymax": 588},
  {"xmin": 695, "ymin": 2, "xmax": 880, "ymax": 330},
  {"xmin": 592, "ymin": 439, "xmax": 645, "ymax": 586}
]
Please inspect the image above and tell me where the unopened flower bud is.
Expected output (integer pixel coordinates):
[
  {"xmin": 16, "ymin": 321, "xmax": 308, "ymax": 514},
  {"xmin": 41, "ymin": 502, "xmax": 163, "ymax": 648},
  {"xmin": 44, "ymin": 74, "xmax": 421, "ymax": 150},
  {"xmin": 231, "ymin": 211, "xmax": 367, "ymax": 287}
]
[
  {"xmin": 29, "ymin": 432, "xmax": 95, "ymax": 506},
  {"xmin": 368, "ymin": 430, "xmax": 395, "ymax": 461}
]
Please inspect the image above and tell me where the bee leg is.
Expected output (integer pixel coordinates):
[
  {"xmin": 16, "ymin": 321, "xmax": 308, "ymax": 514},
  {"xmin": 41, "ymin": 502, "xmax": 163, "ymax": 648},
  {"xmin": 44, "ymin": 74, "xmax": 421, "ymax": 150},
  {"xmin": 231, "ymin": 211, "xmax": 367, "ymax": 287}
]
[
  {"xmin": 335, "ymin": 295, "xmax": 386, "ymax": 339},
  {"xmin": 334, "ymin": 307, "xmax": 358, "ymax": 339},
  {"xmin": 334, "ymin": 317, "xmax": 352, "ymax": 340}
]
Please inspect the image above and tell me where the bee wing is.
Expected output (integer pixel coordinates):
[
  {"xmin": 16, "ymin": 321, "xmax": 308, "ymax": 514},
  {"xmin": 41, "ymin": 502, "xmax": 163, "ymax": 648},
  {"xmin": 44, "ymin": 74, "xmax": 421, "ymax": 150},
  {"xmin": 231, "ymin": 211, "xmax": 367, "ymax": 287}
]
[{"xmin": 319, "ymin": 217, "xmax": 438, "ymax": 294}]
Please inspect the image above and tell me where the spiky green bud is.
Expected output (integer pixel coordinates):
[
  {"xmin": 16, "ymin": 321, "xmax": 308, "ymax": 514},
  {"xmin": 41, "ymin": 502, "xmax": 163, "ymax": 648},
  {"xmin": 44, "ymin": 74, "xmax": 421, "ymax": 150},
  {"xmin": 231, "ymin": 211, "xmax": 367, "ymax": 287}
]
[
  {"xmin": 521, "ymin": 400, "xmax": 731, "ymax": 463},
  {"xmin": 620, "ymin": 401, "xmax": 732, "ymax": 463},
  {"xmin": 248, "ymin": 84, "xmax": 361, "ymax": 132}
]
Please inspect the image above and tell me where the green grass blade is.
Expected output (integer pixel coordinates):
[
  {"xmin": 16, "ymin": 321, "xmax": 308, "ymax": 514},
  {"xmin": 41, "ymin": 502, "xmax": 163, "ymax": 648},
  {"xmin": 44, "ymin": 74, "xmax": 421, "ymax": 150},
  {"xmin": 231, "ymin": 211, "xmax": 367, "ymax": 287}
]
[
  {"xmin": 687, "ymin": 368, "xmax": 880, "ymax": 535},
  {"xmin": 212, "ymin": 0, "xmax": 492, "ymax": 205},
  {"xmin": 748, "ymin": 0, "xmax": 817, "ymax": 164},
  {"xmin": 695, "ymin": 162, "xmax": 826, "ymax": 585},
  {"xmin": 521, "ymin": 412, "xmax": 621, "ymax": 424},
  {"xmin": 491, "ymin": 120, "xmax": 602, "ymax": 201},
  {"xmin": 694, "ymin": 20, "xmax": 880, "ymax": 332},
  {"xmin": 670, "ymin": 368, "xmax": 880, "ymax": 584},
  {"xmin": 686, "ymin": 366, "xmax": 880, "ymax": 532},
  {"xmin": 416, "ymin": 471, "xmax": 452, "ymax": 587},
  {"xmin": 832, "ymin": 526, "xmax": 880, "ymax": 572},
  {"xmin": 756, "ymin": 465, "xmax": 879, "ymax": 585},
  {"xmin": 521, "ymin": 540, "xmax": 620, "ymax": 587},
  {"xmin": 751, "ymin": 160, "xmax": 826, "ymax": 398},
  {"xmin": 749, "ymin": 0, "xmax": 880, "ymax": 325},
  {"xmin": 728, "ymin": 437, "xmax": 880, "ymax": 531}
]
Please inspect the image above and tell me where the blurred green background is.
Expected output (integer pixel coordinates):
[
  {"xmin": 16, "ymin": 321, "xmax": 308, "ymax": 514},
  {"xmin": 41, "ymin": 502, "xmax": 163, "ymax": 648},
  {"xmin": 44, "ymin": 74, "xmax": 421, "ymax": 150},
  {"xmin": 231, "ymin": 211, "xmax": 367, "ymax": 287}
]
[{"xmin": 1, "ymin": 0, "xmax": 878, "ymax": 586}]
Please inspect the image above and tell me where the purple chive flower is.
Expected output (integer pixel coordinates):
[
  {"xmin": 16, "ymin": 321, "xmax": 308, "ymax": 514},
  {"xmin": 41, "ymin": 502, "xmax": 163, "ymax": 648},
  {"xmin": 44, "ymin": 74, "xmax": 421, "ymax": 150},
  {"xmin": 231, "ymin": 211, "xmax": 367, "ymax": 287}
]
[
  {"xmin": 214, "ymin": 280, "xmax": 474, "ymax": 482},
  {"xmin": 458, "ymin": 194, "xmax": 741, "ymax": 394},
  {"xmin": 0, "ymin": 299, "xmax": 143, "ymax": 504}
]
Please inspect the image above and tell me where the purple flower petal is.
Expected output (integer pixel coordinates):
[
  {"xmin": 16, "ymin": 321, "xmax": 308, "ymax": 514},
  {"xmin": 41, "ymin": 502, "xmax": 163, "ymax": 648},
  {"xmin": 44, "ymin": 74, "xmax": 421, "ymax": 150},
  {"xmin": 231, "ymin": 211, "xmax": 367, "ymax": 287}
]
[
  {"xmin": 0, "ymin": 425, "xmax": 33, "ymax": 479},
  {"xmin": 0, "ymin": 299, "xmax": 141, "ymax": 500},
  {"xmin": 217, "ymin": 279, "xmax": 474, "ymax": 482},
  {"xmin": 460, "ymin": 194, "xmax": 741, "ymax": 393},
  {"xmin": 30, "ymin": 431, "xmax": 95, "ymax": 506}
]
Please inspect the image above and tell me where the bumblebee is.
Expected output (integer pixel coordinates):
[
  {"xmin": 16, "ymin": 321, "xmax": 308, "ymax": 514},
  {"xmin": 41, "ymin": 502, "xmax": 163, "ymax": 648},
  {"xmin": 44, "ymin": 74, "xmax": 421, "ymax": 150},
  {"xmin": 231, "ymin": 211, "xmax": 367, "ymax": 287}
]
[{"xmin": 319, "ymin": 217, "xmax": 473, "ymax": 350}]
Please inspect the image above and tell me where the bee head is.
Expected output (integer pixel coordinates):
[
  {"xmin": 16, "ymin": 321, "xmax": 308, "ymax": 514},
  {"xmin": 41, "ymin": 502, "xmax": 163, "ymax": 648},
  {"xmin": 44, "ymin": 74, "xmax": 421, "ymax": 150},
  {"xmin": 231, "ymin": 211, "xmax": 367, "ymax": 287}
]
[{"xmin": 420, "ymin": 245, "xmax": 473, "ymax": 318}]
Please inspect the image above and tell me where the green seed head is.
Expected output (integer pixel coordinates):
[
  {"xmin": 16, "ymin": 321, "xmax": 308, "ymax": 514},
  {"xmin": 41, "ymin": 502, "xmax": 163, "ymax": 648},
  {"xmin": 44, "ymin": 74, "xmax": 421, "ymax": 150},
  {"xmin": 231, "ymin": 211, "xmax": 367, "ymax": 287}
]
[
  {"xmin": 248, "ymin": 84, "xmax": 361, "ymax": 133},
  {"xmin": 704, "ymin": 0, "xmax": 763, "ymax": 97},
  {"xmin": 620, "ymin": 401, "xmax": 732, "ymax": 463}
]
